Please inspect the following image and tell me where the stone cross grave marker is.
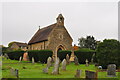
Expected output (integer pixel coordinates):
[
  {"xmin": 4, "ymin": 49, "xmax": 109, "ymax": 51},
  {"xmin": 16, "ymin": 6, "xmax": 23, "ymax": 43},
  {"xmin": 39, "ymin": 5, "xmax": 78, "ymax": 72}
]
[
  {"xmin": 32, "ymin": 57, "xmax": 35, "ymax": 64},
  {"xmin": 46, "ymin": 57, "xmax": 52, "ymax": 68},
  {"xmin": 74, "ymin": 56, "xmax": 79, "ymax": 65},
  {"xmin": 52, "ymin": 57, "xmax": 60, "ymax": 75},
  {"xmin": 61, "ymin": 59, "xmax": 67, "ymax": 71},
  {"xmin": 85, "ymin": 70, "xmax": 97, "ymax": 79},
  {"xmin": 107, "ymin": 64, "xmax": 116, "ymax": 77},
  {"xmin": 85, "ymin": 59, "xmax": 89, "ymax": 66},
  {"xmin": 66, "ymin": 54, "xmax": 70, "ymax": 64},
  {"xmin": 74, "ymin": 69, "xmax": 82, "ymax": 78}
]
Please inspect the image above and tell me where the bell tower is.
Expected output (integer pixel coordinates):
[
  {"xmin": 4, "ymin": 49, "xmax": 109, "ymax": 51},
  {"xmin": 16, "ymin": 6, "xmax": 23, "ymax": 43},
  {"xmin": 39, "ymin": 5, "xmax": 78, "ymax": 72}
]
[{"xmin": 56, "ymin": 14, "xmax": 64, "ymax": 26}]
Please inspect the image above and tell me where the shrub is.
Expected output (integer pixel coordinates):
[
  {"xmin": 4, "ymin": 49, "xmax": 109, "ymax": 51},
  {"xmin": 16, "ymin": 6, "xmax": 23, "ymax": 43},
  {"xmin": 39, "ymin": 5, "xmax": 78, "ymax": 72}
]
[
  {"xmin": 96, "ymin": 39, "xmax": 120, "ymax": 69},
  {"xmin": 57, "ymin": 50, "xmax": 72, "ymax": 61},
  {"xmin": 28, "ymin": 50, "xmax": 53, "ymax": 63},
  {"xmin": 6, "ymin": 50, "xmax": 25, "ymax": 60},
  {"xmin": 74, "ymin": 48, "xmax": 95, "ymax": 64}
]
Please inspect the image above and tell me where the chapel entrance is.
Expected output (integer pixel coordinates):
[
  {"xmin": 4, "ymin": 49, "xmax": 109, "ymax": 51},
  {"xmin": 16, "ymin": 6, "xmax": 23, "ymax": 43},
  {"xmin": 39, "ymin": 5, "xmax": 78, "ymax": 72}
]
[{"xmin": 57, "ymin": 45, "xmax": 65, "ymax": 53}]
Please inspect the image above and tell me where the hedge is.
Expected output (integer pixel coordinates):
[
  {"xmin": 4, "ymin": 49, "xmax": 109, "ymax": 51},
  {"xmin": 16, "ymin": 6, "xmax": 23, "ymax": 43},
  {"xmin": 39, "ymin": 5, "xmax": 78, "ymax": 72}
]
[
  {"xmin": 28, "ymin": 50, "xmax": 53, "ymax": 63},
  {"xmin": 57, "ymin": 50, "xmax": 72, "ymax": 61},
  {"xmin": 96, "ymin": 39, "xmax": 120, "ymax": 69},
  {"xmin": 74, "ymin": 48, "xmax": 95, "ymax": 64},
  {"xmin": 6, "ymin": 50, "xmax": 25, "ymax": 60}
]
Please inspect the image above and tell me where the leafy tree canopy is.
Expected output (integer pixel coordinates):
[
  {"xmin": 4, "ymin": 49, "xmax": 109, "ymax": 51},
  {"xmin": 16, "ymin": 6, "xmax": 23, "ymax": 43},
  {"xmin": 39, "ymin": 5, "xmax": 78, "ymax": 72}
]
[{"xmin": 78, "ymin": 36, "xmax": 97, "ymax": 50}]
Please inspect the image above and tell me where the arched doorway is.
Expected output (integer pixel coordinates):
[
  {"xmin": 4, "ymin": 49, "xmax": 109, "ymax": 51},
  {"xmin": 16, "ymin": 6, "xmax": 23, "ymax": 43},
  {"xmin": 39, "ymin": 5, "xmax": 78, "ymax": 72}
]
[{"xmin": 57, "ymin": 45, "xmax": 65, "ymax": 53}]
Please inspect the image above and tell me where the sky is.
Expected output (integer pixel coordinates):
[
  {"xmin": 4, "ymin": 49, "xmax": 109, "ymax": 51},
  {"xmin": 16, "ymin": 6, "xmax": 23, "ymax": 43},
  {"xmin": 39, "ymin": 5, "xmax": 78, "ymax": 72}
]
[{"xmin": 1, "ymin": 1, "xmax": 119, "ymax": 47}]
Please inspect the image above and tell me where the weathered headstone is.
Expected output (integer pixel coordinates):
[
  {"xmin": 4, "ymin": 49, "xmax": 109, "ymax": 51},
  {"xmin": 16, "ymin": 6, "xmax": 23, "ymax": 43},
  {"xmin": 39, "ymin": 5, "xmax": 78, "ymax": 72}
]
[
  {"xmin": 19, "ymin": 56, "xmax": 22, "ymax": 62},
  {"xmin": 46, "ymin": 57, "xmax": 52, "ymax": 68},
  {"xmin": 107, "ymin": 64, "xmax": 116, "ymax": 77},
  {"xmin": 61, "ymin": 59, "xmax": 67, "ymax": 71},
  {"xmin": 10, "ymin": 68, "xmax": 19, "ymax": 78},
  {"xmin": 32, "ymin": 57, "xmax": 35, "ymax": 64},
  {"xmin": 42, "ymin": 67, "xmax": 48, "ymax": 74},
  {"xmin": 74, "ymin": 69, "xmax": 82, "ymax": 78},
  {"xmin": 4, "ymin": 53, "xmax": 9, "ymax": 59},
  {"xmin": 85, "ymin": 70, "xmax": 97, "ymax": 79},
  {"xmin": 52, "ymin": 57, "xmax": 60, "ymax": 75},
  {"xmin": 74, "ymin": 56, "xmax": 79, "ymax": 65},
  {"xmin": 85, "ymin": 59, "xmax": 89, "ymax": 66},
  {"xmin": 66, "ymin": 54, "xmax": 70, "ymax": 64}
]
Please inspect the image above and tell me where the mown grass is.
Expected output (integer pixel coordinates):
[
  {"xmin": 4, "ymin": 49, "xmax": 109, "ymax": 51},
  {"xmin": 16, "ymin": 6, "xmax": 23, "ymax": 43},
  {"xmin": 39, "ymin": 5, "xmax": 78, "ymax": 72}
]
[{"xmin": 1, "ymin": 57, "xmax": 120, "ymax": 79}]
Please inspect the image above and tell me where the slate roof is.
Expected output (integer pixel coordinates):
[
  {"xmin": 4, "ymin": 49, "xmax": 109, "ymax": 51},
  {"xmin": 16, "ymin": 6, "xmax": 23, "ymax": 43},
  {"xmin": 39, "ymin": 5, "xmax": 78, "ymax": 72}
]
[{"xmin": 28, "ymin": 23, "xmax": 57, "ymax": 45}]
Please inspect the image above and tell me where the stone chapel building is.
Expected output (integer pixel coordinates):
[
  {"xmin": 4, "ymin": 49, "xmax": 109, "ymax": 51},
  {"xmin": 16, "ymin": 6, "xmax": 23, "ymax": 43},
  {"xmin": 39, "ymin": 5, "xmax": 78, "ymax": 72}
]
[{"xmin": 28, "ymin": 14, "xmax": 73, "ymax": 56}]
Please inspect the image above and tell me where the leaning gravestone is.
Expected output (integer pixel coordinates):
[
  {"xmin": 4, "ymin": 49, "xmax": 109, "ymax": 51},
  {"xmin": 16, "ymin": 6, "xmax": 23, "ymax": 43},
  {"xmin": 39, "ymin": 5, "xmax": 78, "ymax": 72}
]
[
  {"xmin": 10, "ymin": 68, "xmax": 19, "ymax": 78},
  {"xmin": 46, "ymin": 57, "xmax": 52, "ymax": 68},
  {"xmin": 52, "ymin": 57, "xmax": 60, "ymax": 75},
  {"xmin": 66, "ymin": 54, "xmax": 70, "ymax": 64},
  {"xmin": 32, "ymin": 57, "xmax": 35, "ymax": 64},
  {"xmin": 19, "ymin": 56, "xmax": 22, "ymax": 62},
  {"xmin": 107, "ymin": 64, "xmax": 116, "ymax": 77},
  {"xmin": 74, "ymin": 69, "xmax": 82, "ymax": 78},
  {"xmin": 4, "ymin": 53, "xmax": 9, "ymax": 59},
  {"xmin": 61, "ymin": 59, "xmax": 67, "ymax": 71},
  {"xmin": 74, "ymin": 56, "xmax": 79, "ymax": 65},
  {"xmin": 85, "ymin": 70, "xmax": 97, "ymax": 79}
]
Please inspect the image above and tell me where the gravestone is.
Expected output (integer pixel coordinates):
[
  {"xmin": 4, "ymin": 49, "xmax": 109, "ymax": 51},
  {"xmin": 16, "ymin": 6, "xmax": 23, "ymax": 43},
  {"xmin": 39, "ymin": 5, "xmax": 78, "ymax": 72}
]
[
  {"xmin": 66, "ymin": 54, "xmax": 70, "ymax": 64},
  {"xmin": 42, "ymin": 67, "xmax": 48, "ymax": 74},
  {"xmin": 32, "ymin": 57, "xmax": 35, "ymax": 64},
  {"xmin": 85, "ymin": 59, "xmax": 89, "ymax": 66},
  {"xmin": 19, "ymin": 56, "xmax": 22, "ymax": 62},
  {"xmin": 74, "ymin": 69, "xmax": 82, "ymax": 78},
  {"xmin": 10, "ymin": 68, "xmax": 19, "ymax": 78},
  {"xmin": 74, "ymin": 56, "xmax": 79, "ymax": 65},
  {"xmin": 61, "ymin": 59, "xmax": 67, "ymax": 71},
  {"xmin": 107, "ymin": 64, "xmax": 116, "ymax": 77},
  {"xmin": 46, "ymin": 57, "xmax": 52, "ymax": 68},
  {"xmin": 85, "ymin": 70, "xmax": 97, "ymax": 79},
  {"xmin": 4, "ymin": 53, "xmax": 9, "ymax": 59},
  {"xmin": 52, "ymin": 57, "xmax": 60, "ymax": 75}
]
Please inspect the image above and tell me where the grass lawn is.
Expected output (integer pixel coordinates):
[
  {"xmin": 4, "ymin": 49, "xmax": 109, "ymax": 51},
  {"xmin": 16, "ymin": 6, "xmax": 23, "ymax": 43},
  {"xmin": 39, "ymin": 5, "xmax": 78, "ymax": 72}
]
[{"xmin": 1, "ymin": 57, "xmax": 120, "ymax": 79}]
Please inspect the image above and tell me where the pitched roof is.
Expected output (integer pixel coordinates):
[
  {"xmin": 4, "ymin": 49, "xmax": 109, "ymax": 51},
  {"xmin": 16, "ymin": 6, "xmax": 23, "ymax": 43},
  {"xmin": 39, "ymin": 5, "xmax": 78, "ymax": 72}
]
[
  {"xmin": 14, "ymin": 42, "xmax": 28, "ymax": 47},
  {"xmin": 28, "ymin": 23, "xmax": 57, "ymax": 45}
]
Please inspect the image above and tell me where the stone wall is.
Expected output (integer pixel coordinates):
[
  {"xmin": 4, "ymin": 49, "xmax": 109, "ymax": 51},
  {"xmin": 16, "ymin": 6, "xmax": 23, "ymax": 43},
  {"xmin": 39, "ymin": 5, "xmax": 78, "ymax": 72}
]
[
  {"xmin": 48, "ymin": 25, "xmax": 73, "ymax": 56},
  {"xmin": 28, "ymin": 41, "xmax": 49, "ymax": 50}
]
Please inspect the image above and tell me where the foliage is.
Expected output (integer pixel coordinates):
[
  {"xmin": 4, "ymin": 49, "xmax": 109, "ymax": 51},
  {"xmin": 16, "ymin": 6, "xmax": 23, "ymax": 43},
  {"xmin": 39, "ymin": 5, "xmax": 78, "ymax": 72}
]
[
  {"xmin": 74, "ymin": 48, "xmax": 95, "ymax": 64},
  {"xmin": 28, "ymin": 50, "xmax": 53, "ymax": 63},
  {"xmin": 6, "ymin": 50, "xmax": 25, "ymax": 60},
  {"xmin": 57, "ymin": 50, "xmax": 72, "ymax": 61},
  {"xmin": 78, "ymin": 37, "xmax": 86, "ymax": 48},
  {"xmin": 78, "ymin": 36, "xmax": 97, "ymax": 50},
  {"xmin": 96, "ymin": 39, "xmax": 120, "ymax": 69},
  {"xmin": 2, "ymin": 45, "xmax": 8, "ymax": 55},
  {"xmin": 8, "ymin": 41, "xmax": 16, "ymax": 48}
]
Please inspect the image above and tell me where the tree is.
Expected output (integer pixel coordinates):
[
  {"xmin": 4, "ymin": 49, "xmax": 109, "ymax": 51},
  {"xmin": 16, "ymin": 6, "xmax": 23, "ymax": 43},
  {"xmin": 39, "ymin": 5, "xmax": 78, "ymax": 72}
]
[
  {"xmin": 85, "ymin": 36, "xmax": 97, "ymax": 50},
  {"xmin": 78, "ymin": 37, "xmax": 86, "ymax": 48},
  {"xmin": 78, "ymin": 36, "xmax": 97, "ymax": 50},
  {"xmin": 96, "ymin": 39, "xmax": 120, "ymax": 69},
  {"xmin": 8, "ymin": 41, "xmax": 15, "ymax": 48}
]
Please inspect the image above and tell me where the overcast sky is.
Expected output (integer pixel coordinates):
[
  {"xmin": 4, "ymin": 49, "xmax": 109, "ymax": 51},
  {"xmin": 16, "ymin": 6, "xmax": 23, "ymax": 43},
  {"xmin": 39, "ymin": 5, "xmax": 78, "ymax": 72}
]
[{"xmin": 2, "ymin": 1, "xmax": 118, "ymax": 47}]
